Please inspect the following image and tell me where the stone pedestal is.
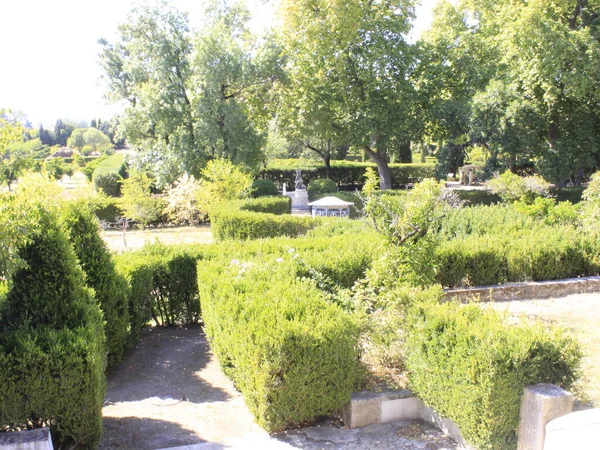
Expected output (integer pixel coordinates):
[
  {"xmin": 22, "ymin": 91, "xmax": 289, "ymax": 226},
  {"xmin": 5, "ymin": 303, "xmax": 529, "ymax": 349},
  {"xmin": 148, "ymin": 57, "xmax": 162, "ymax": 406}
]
[
  {"xmin": 290, "ymin": 189, "xmax": 309, "ymax": 211},
  {"xmin": 0, "ymin": 428, "xmax": 53, "ymax": 450},
  {"xmin": 517, "ymin": 384, "xmax": 574, "ymax": 450}
]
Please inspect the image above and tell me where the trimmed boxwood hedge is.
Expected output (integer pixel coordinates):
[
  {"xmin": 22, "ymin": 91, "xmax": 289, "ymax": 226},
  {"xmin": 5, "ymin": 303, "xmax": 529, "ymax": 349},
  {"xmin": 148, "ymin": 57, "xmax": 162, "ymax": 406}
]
[
  {"xmin": 435, "ymin": 227, "xmax": 600, "ymax": 287},
  {"xmin": 0, "ymin": 208, "xmax": 105, "ymax": 449},
  {"xmin": 405, "ymin": 301, "xmax": 581, "ymax": 450},
  {"xmin": 263, "ymin": 161, "xmax": 435, "ymax": 190},
  {"xmin": 114, "ymin": 245, "xmax": 203, "ymax": 342},
  {"xmin": 62, "ymin": 202, "xmax": 130, "ymax": 366},
  {"xmin": 197, "ymin": 257, "xmax": 362, "ymax": 431},
  {"xmin": 210, "ymin": 197, "xmax": 317, "ymax": 240}
]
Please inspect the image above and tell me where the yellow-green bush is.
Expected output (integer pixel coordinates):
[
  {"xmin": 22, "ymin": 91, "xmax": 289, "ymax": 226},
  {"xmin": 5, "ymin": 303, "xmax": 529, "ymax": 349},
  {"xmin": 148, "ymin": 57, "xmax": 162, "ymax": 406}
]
[
  {"xmin": 198, "ymin": 258, "xmax": 362, "ymax": 431},
  {"xmin": 405, "ymin": 301, "xmax": 581, "ymax": 449}
]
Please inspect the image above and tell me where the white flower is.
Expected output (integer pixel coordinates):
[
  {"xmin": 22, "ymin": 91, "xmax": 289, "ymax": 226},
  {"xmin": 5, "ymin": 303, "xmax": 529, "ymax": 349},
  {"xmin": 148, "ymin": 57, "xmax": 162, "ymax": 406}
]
[
  {"xmin": 276, "ymin": 257, "xmax": 284, "ymax": 263},
  {"xmin": 288, "ymin": 248, "xmax": 295, "ymax": 254}
]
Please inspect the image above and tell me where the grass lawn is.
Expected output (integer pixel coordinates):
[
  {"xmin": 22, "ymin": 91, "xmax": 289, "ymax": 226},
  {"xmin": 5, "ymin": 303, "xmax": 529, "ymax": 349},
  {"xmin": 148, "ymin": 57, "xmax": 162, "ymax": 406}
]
[
  {"xmin": 487, "ymin": 293, "xmax": 600, "ymax": 409},
  {"xmin": 102, "ymin": 225, "xmax": 213, "ymax": 252}
]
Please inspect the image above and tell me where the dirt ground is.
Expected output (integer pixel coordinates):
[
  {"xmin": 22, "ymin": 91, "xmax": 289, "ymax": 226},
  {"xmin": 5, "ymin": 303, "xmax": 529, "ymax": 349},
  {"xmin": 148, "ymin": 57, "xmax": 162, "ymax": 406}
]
[
  {"xmin": 99, "ymin": 326, "xmax": 460, "ymax": 450},
  {"xmin": 487, "ymin": 293, "xmax": 600, "ymax": 409},
  {"xmin": 101, "ymin": 226, "xmax": 213, "ymax": 252}
]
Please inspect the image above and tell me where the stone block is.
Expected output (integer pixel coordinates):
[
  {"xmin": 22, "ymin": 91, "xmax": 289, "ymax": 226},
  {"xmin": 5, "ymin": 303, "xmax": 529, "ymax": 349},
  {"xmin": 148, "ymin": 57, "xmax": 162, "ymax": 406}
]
[
  {"xmin": 421, "ymin": 406, "xmax": 475, "ymax": 450},
  {"xmin": 517, "ymin": 384, "xmax": 573, "ymax": 450},
  {"xmin": 380, "ymin": 397, "xmax": 425, "ymax": 423},
  {"xmin": 544, "ymin": 408, "xmax": 600, "ymax": 450},
  {"xmin": 342, "ymin": 391, "xmax": 382, "ymax": 428},
  {"xmin": 0, "ymin": 428, "xmax": 53, "ymax": 450}
]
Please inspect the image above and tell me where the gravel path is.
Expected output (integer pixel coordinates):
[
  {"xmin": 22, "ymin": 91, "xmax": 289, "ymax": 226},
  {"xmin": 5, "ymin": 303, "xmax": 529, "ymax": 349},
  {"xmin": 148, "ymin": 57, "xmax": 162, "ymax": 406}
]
[{"xmin": 99, "ymin": 326, "xmax": 460, "ymax": 450}]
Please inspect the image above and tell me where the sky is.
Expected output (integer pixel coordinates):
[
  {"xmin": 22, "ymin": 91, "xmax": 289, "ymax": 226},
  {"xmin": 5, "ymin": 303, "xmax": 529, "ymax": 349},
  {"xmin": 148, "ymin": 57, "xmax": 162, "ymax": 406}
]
[{"xmin": 0, "ymin": 0, "xmax": 439, "ymax": 128}]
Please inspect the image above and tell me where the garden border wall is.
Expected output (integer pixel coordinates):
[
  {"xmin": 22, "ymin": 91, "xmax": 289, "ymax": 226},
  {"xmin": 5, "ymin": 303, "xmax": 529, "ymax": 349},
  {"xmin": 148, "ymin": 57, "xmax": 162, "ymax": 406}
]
[{"xmin": 442, "ymin": 276, "xmax": 600, "ymax": 303}]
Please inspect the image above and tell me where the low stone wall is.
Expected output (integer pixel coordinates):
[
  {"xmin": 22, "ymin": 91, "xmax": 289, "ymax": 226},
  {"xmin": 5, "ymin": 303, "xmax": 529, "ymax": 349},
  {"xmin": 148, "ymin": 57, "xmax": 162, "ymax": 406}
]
[
  {"xmin": 342, "ymin": 389, "xmax": 474, "ymax": 449},
  {"xmin": 343, "ymin": 384, "xmax": 577, "ymax": 450},
  {"xmin": 0, "ymin": 428, "xmax": 53, "ymax": 450},
  {"xmin": 442, "ymin": 276, "xmax": 600, "ymax": 303}
]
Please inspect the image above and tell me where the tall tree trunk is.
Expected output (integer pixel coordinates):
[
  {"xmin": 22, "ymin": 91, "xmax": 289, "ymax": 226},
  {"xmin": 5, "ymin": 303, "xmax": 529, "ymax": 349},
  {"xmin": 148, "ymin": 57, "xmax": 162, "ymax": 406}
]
[{"xmin": 364, "ymin": 145, "xmax": 392, "ymax": 190}]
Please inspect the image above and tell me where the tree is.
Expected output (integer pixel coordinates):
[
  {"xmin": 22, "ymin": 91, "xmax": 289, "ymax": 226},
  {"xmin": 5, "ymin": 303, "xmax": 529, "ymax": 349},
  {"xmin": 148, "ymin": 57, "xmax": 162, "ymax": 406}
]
[
  {"xmin": 67, "ymin": 127, "xmax": 112, "ymax": 152},
  {"xmin": 100, "ymin": 1, "xmax": 278, "ymax": 185},
  {"xmin": 120, "ymin": 171, "xmax": 162, "ymax": 229},
  {"xmin": 277, "ymin": 0, "xmax": 421, "ymax": 189},
  {"xmin": 0, "ymin": 109, "xmax": 26, "ymax": 189},
  {"xmin": 53, "ymin": 119, "xmax": 75, "ymax": 147}
]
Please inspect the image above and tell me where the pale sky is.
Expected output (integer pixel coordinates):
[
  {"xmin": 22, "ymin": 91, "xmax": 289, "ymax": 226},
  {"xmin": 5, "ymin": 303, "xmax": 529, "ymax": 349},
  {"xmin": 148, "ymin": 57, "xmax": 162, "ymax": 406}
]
[{"xmin": 0, "ymin": 0, "xmax": 438, "ymax": 128}]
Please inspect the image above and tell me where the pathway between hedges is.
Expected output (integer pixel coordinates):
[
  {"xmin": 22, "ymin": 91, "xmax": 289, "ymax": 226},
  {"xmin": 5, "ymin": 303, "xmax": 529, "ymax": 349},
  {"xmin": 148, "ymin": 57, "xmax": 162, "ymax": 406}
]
[{"xmin": 99, "ymin": 326, "xmax": 460, "ymax": 450}]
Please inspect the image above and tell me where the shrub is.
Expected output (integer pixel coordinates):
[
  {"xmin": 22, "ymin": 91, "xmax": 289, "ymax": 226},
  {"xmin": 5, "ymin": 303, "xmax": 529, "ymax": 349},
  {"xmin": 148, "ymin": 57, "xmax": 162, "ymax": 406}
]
[
  {"xmin": 0, "ymin": 207, "xmax": 105, "ymax": 449},
  {"xmin": 197, "ymin": 258, "xmax": 362, "ymax": 431},
  {"xmin": 454, "ymin": 189, "xmax": 501, "ymax": 206},
  {"xmin": 164, "ymin": 174, "xmax": 202, "ymax": 225},
  {"xmin": 486, "ymin": 172, "xmax": 551, "ymax": 203},
  {"xmin": 581, "ymin": 172, "xmax": 600, "ymax": 233},
  {"xmin": 92, "ymin": 153, "xmax": 127, "ymax": 197},
  {"xmin": 120, "ymin": 171, "xmax": 163, "ymax": 229},
  {"xmin": 436, "ymin": 227, "xmax": 600, "ymax": 287},
  {"xmin": 62, "ymin": 202, "xmax": 130, "ymax": 366},
  {"xmin": 239, "ymin": 196, "xmax": 291, "ymax": 215},
  {"xmin": 405, "ymin": 301, "xmax": 581, "ymax": 450},
  {"xmin": 307, "ymin": 178, "xmax": 337, "ymax": 200},
  {"xmin": 211, "ymin": 206, "xmax": 316, "ymax": 240},
  {"xmin": 251, "ymin": 178, "xmax": 279, "ymax": 197},
  {"xmin": 90, "ymin": 196, "xmax": 123, "ymax": 224},
  {"xmin": 196, "ymin": 159, "xmax": 252, "ymax": 214},
  {"xmin": 114, "ymin": 244, "xmax": 203, "ymax": 338}
]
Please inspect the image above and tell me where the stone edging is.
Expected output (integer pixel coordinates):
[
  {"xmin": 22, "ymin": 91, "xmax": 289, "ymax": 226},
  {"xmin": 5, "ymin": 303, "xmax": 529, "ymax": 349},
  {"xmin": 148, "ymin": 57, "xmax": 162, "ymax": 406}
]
[
  {"xmin": 342, "ymin": 389, "xmax": 474, "ymax": 449},
  {"xmin": 442, "ymin": 276, "xmax": 600, "ymax": 303}
]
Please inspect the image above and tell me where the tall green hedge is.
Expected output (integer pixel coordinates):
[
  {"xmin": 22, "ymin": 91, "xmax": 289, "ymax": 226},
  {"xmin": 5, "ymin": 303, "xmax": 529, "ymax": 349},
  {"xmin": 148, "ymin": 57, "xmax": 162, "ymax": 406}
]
[
  {"xmin": 62, "ymin": 202, "xmax": 130, "ymax": 366},
  {"xmin": 0, "ymin": 208, "xmax": 105, "ymax": 449},
  {"xmin": 263, "ymin": 161, "xmax": 435, "ymax": 190},
  {"xmin": 405, "ymin": 301, "xmax": 581, "ymax": 450},
  {"xmin": 114, "ymin": 245, "xmax": 203, "ymax": 341},
  {"xmin": 197, "ymin": 258, "xmax": 362, "ymax": 431}
]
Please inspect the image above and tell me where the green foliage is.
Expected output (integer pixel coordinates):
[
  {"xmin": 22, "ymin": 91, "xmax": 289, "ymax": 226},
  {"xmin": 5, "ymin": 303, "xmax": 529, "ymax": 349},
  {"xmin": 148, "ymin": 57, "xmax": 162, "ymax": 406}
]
[
  {"xmin": 43, "ymin": 157, "xmax": 71, "ymax": 181},
  {"xmin": 67, "ymin": 128, "xmax": 111, "ymax": 152},
  {"xmin": 581, "ymin": 172, "xmax": 600, "ymax": 234},
  {"xmin": 92, "ymin": 153, "xmax": 127, "ymax": 196},
  {"xmin": 61, "ymin": 202, "xmax": 130, "ymax": 366},
  {"xmin": 0, "ymin": 207, "xmax": 105, "ymax": 449},
  {"xmin": 263, "ymin": 161, "xmax": 436, "ymax": 190},
  {"xmin": 239, "ymin": 196, "xmax": 291, "ymax": 215},
  {"xmin": 114, "ymin": 245, "xmax": 203, "ymax": 337},
  {"xmin": 82, "ymin": 155, "xmax": 108, "ymax": 181},
  {"xmin": 487, "ymin": 172, "xmax": 551, "ymax": 203},
  {"xmin": 120, "ymin": 171, "xmax": 163, "ymax": 229},
  {"xmin": 307, "ymin": 178, "xmax": 337, "ymax": 200},
  {"xmin": 251, "ymin": 178, "xmax": 279, "ymax": 197},
  {"xmin": 211, "ymin": 205, "xmax": 316, "ymax": 241},
  {"xmin": 164, "ymin": 174, "xmax": 202, "ymax": 225},
  {"xmin": 197, "ymin": 257, "xmax": 362, "ymax": 431},
  {"xmin": 89, "ymin": 196, "xmax": 124, "ymax": 224},
  {"xmin": 436, "ymin": 227, "xmax": 600, "ymax": 287},
  {"xmin": 405, "ymin": 301, "xmax": 582, "ymax": 450},
  {"xmin": 455, "ymin": 189, "xmax": 501, "ymax": 206},
  {"xmin": 196, "ymin": 159, "xmax": 252, "ymax": 215},
  {"xmin": 514, "ymin": 197, "xmax": 579, "ymax": 226}
]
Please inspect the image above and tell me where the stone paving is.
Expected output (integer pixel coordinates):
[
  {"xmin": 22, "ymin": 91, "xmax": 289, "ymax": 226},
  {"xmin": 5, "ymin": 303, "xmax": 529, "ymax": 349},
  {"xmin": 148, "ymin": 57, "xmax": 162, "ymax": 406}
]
[{"xmin": 100, "ymin": 327, "xmax": 461, "ymax": 450}]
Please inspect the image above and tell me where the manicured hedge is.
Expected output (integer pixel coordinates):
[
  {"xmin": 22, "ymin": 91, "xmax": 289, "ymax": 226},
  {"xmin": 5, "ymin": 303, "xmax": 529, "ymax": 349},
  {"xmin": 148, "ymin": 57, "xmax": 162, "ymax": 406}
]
[
  {"xmin": 238, "ymin": 196, "xmax": 291, "ymax": 215},
  {"xmin": 62, "ymin": 202, "xmax": 130, "ymax": 366},
  {"xmin": 435, "ymin": 227, "xmax": 600, "ymax": 287},
  {"xmin": 92, "ymin": 153, "xmax": 127, "ymax": 197},
  {"xmin": 91, "ymin": 197, "xmax": 123, "ymax": 224},
  {"xmin": 405, "ymin": 301, "xmax": 581, "ymax": 450},
  {"xmin": 263, "ymin": 161, "xmax": 435, "ymax": 190},
  {"xmin": 114, "ymin": 245, "xmax": 203, "ymax": 343},
  {"xmin": 197, "ymin": 258, "xmax": 362, "ymax": 431},
  {"xmin": 210, "ymin": 197, "xmax": 316, "ymax": 241},
  {"xmin": 251, "ymin": 179, "xmax": 279, "ymax": 197},
  {"xmin": 0, "ymin": 208, "xmax": 105, "ymax": 449}
]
